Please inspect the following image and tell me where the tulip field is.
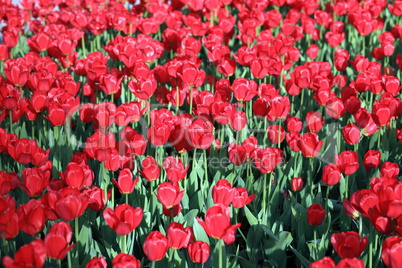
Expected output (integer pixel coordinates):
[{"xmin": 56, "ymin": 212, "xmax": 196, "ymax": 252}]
[{"xmin": 1, "ymin": 0, "xmax": 402, "ymax": 267}]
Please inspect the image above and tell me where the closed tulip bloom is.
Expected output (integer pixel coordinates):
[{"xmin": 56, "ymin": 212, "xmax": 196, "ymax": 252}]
[
  {"xmin": 86, "ymin": 256, "xmax": 107, "ymax": 268},
  {"xmin": 112, "ymin": 168, "xmax": 139, "ymax": 194},
  {"xmin": 143, "ymin": 231, "xmax": 168, "ymax": 261},
  {"xmin": 148, "ymin": 122, "xmax": 172, "ymax": 146},
  {"xmin": 21, "ymin": 167, "xmax": 50, "ymax": 198},
  {"xmin": 286, "ymin": 116, "xmax": 303, "ymax": 133},
  {"xmin": 60, "ymin": 162, "xmax": 94, "ymax": 190},
  {"xmin": 212, "ymin": 179, "xmax": 235, "ymax": 206},
  {"xmin": 372, "ymin": 103, "xmax": 392, "ymax": 126},
  {"xmin": 44, "ymin": 102, "xmax": 67, "ymax": 126},
  {"xmin": 363, "ymin": 150, "xmax": 381, "ymax": 171},
  {"xmin": 103, "ymin": 204, "xmax": 143, "ymax": 235},
  {"xmin": 166, "ymin": 222, "xmax": 192, "ymax": 249},
  {"xmin": 155, "ymin": 182, "xmax": 185, "ymax": 209},
  {"xmin": 298, "ymin": 132, "xmax": 323, "ymax": 158},
  {"xmin": 44, "ymin": 222, "xmax": 75, "ymax": 260},
  {"xmin": 331, "ymin": 231, "xmax": 367, "ymax": 259},
  {"xmin": 253, "ymin": 147, "xmax": 284, "ymax": 174},
  {"xmin": 52, "ymin": 188, "xmax": 89, "ymax": 221},
  {"xmin": 290, "ymin": 177, "xmax": 304, "ymax": 192},
  {"xmin": 342, "ymin": 123, "xmax": 361, "ymax": 145},
  {"xmin": 322, "ymin": 164, "xmax": 342, "ymax": 186},
  {"xmin": 196, "ymin": 204, "xmax": 241, "ymax": 245},
  {"xmin": 336, "ymin": 151, "xmax": 359, "ymax": 175},
  {"xmin": 326, "ymin": 97, "xmax": 345, "ymax": 119},
  {"xmin": 309, "ymin": 256, "xmax": 335, "ymax": 268},
  {"xmin": 17, "ymin": 199, "xmax": 46, "ymax": 236},
  {"xmin": 84, "ymin": 186, "xmax": 107, "ymax": 212},
  {"xmin": 380, "ymin": 162, "xmax": 400, "ymax": 179},
  {"xmin": 3, "ymin": 239, "xmax": 46, "ymax": 268},
  {"xmin": 0, "ymin": 195, "xmax": 20, "ymax": 240},
  {"xmin": 231, "ymin": 78, "xmax": 258, "ymax": 102},
  {"xmin": 306, "ymin": 111, "xmax": 324, "ymax": 132},
  {"xmin": 188, "ymin": 118, "xmax": 215, "ymax": 149},
  {"xmin": 112, "ymin": 253, "xmax": 141, "ymax": 268},
  {"xmin": 307, "ymin": 204, "xmax": 326, "ymax": 225},
  {"xmin": 229, "ymin": 110, "xmax": 247, "ymax": 131},
  {"xmin": 306, "ymin": 44, "xmax": 319, "ymax": 59},
  {"xmin": 139, "ymin": 156, "xmax": 161, "ymax": 181},
  {"xmin": 336, "ymin": 258, "xmax": 365, "ymax": 268},
  {"xmin": 187, "ymin": 241, "xmax": 210, "ymax": 264},
  {"xmin": 267, "ymin": 125, "xmax": 286, "ymax": 144},
  {"xmin": 382, "ymin": 236, "xmax": 402, "ymax": 268}
]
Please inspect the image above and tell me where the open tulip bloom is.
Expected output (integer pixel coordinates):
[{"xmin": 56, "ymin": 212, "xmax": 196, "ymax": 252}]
[{"xmin": 1, "ymin": 0, "xmax": 402, "ymax": 267}]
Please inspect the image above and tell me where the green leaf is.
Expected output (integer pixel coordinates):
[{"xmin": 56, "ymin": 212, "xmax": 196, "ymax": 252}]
[
  {"xmin": 193, "ymin": 218, "xmax": 210, "ymax": 245},
  {"xmin": 290, "ymin": 245, "xmax": 311, "ymax": 268},
  {"xmin": 183, "ymin": 209, "xmax": 199, "ymax": 226},
  {"xmin": 244, "ymin": 205, "xmax": 258, "ymax": 226}
]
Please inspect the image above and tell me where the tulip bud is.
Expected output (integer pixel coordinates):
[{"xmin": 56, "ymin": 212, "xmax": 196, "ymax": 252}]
[
  {"xmin": 187, "ymin": 241, "xmax": 210, "ymax": 264},
  {"xmin": 290, "ymin": 177, "xmax": 304, "ymax": 192},
  {"xmin": 307, "ymin": 204, "xmax": 326, "ymax": 225},
  {"xmin": 143, "ymin": 231, "xmax": 168, "ymax": 261}
]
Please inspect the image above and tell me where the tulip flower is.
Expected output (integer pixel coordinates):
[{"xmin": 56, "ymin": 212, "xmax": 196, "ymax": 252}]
[
  {"xmin": 363, "ymin": 150, "xmax": 381, "ymax": 171},
  {"xmin": 155, "ymin": 182, "xmax": 184, "ymax": 209},
  {"xmin": 187, "ymin": 241, "xmax": 210, "ymax": 264},
  {"xmin": 290, "ymin": 177, "xmax": 304, "ymax": 192},
  {"xmin": 17, "ymin": 199, "xmax": 46, "ymax": 236},
  {"xmin": 103, "ymin": 204, "xmax": 143, "ymax": 235},
  {"xmin": 163, "ymin": 156, "xmax": 189, "ymax": 182},
  {"xmin": 212, "ymin": 179, "xmax": 235, "ymax": 206},
  {"xmin": 139, "ymin": 156, "xmax": 161, "ymax": 182},
  {"xmin": 307, "ymin": 204, "xmax": 326, "ymax": 225},
  {"xmin": 166, "ymin": 222, "xmax": 192, "ymax": 249},
  {"xmin": 86, "ymin": 256, "xmax": 107, "ymax": 268},
  {"xmin": 196, "ymin": 204, "xmax": 241, "ymax": 245},
  {"xmin": 3, "ymin": 239, "xmax": 46, "ymax": 268},
  {"xmin": 336, "ymin": 151, "xmax": 359, "ymax": 175},
  {"xmin": 44, "ymin": 222, "xmax": 75, "ymax": 260},
  {"xmin": 322, "ymin": 164, "xmax": 342, "ymax": 186},
  {"xmin": 112, "ymin": 168, "xmax": 139, "ymax": 194},
  {"xmin": 331, "ymin": 231, "xmax": 367, "ymax": 259},
  {"xmin": 143, "ymin": 231, "xmax": 168, "ymax": 261},
  {"xmin": 309, "ymin": 256, "xmax": 335, "ymax": 268},
  {"xmin": 298, "ymin": 132, "xmax": 323, "ymax": 158},
  {"xmin": 112, "ymin": 253, "xmax": 141, "ymax": 267},
  {"xmin": 232, "ymin": 188, "xmax": 255, "ymax": 208}
]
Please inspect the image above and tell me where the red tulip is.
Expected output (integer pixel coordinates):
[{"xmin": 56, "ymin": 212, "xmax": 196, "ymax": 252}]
[
  {"xmin": 307, "ymin": 204, "xmax": 326, "ymax": 225},
  {"xmin": 253, "ymin": 147, "xmax": 284, "ymax": 174},
  {"xmin": 163, "ymin": 156, "xmax": 189, "ymax": 182},
  {"xmin": 59, "ymin": 162, "xmax": 94, "ymax": 190},
  {"xmin": 112, "ymin": 253, "xmax": 141, "ymax": 268},
  {"xmin": 166, "ymin": 222, "xmax": 192, "ymax": 249},
  {"xmin": 336, "ymin": 151, "xmax": 359, "ymax": 175},
  {"xmin": 196, "ymin": 204, "xmax": 241, "ymax": 245},
  {"xmin": 148, "ymin": 122, "xmax": 172, "ymax": 146},
  {"xmin": 232, "ymin": 188, "xmax": 255, "ymax": 208},
  {"xmin": 17, "ymin": 199, "xmax": 46, "ymax": 236},
  {"xmin": 44, "ymin": 222, "xmax": 75, "ymax": 260},
  {"xmin": 139, "ymin": 156, "xmax": 161, "ymax": 182},
  {"xmin": 336, "ymin": 258, "xmax": 365, "ymax": 268},
  {"xmin": 84, "ymin": 132, "xmax": 116, "ymax": 162},
  {"xmin": 267, "ymin": 125, "xmax": 286, "ymax": 144},
  {"xmin": 306, "ymin": 44, "xmax": 319, "ymax": 59},
  {"xmin": 298, "ymin": 132, "xmax": 323, "ymax": 158},
  {"xmin": 187, "ymin": 241, "xmax": 210, "ymax": 264},
  {"xmin": 309, "ymin": 256, "xmax": 335, "ymax": 268},
  {"xmin": 3, "ymin": 58, "xmax": 29, "ymax": 87},
  {"xmin": 212, "ymin": 179, "xmax": 235, "ymax": 206},
  {"xmin": 331, "ymin": 231, "xmax": 367, "ymax": 259},
  {"xmin": 112, "ymin": 168, "xmax": 139, "ymax": 194},
  {"xmin": 363, "ymin": 150, "xmax": 381, "ymax": 171},
  {"xmin": 380, "ymin": 162, "xmax": 400, "ymax": 179},
  {"xmin": 52, "ymin": 188, "xmax": 89, "ymax": 221},
  {"xmin": 382, "ymin": 236, "xmax": 402, "ymax": 268},
  {"xmin": 231, "ymin": 78, "xmax": 257, "ymax": 102},
  {"xmin": 86, "ymin": 256, "xmax": 107, "ymax": 268},
  {"xmin": 103, "ymin": 204, "xmax": 143, "ymax": 235},
  {"xmin": 155, "ymin": 182, "xmax": 184, "ymax": 209},
  {"xmin": 286, "ymin": 116, "xmax": 303, "ymax": 133},
  {"xmin": 0, "ymin": 171, "xmax": 12, "ymax": 195},
  {"xmin": 322, "ymin": 164, "xmax": 342, "ymax": 186},
  {"xmin": 341, "ymin": 123, "xmax": 361, "ymax": 145},
  {"xmin": 2, "ymin": 239, "xmax": 46, "ymax": 268},
  {"xmin": 372, "ymin": 103, "xmax": 392, "ymax": 126},
  {"xmin": 326, "ymin": 97, "xmax": 345, "ymax": 119},
  {"xmin": 84, "ymin": 186, "xmax": 107, "ymax": 212},
  {"xmin": 21, "ymin": 167, "xmax": 50, "ymax": 198},
  {"xmin": 188, "ymin": 118, "xmax": 214, "ymax": 150},
  {"xmin": 143, "ymin": 231, "xmax": 168, "ymax": 261},
  {"xmin": 290, "ymin": 177, "xmax": 304, "ymax": 192},
  {"xmin": 229, "ymin": 110, "xmax": 247, "ymax": 131},
  {"xmin": 306, "ymin": 111, "xmax": 324, "ymax": 132},
  {"xmin": 0, "ymin": 195, "xmax": 19, "ymax": 240}
]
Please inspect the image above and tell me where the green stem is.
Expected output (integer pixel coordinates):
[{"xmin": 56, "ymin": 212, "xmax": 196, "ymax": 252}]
[
  {"xmin": 313, "ymin": 227, "xmax": 318, "ymax": 260},
  {"xmin": 203, "ymin": 150, "xmax": 208, "ymax": 184},
  {"xmin": 120, "ymin": 234, "xmax": 127, "ymax": 254},
  {"xmin": 189, "ymin": 86, "xmax": 193, "ymax": 114}
]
